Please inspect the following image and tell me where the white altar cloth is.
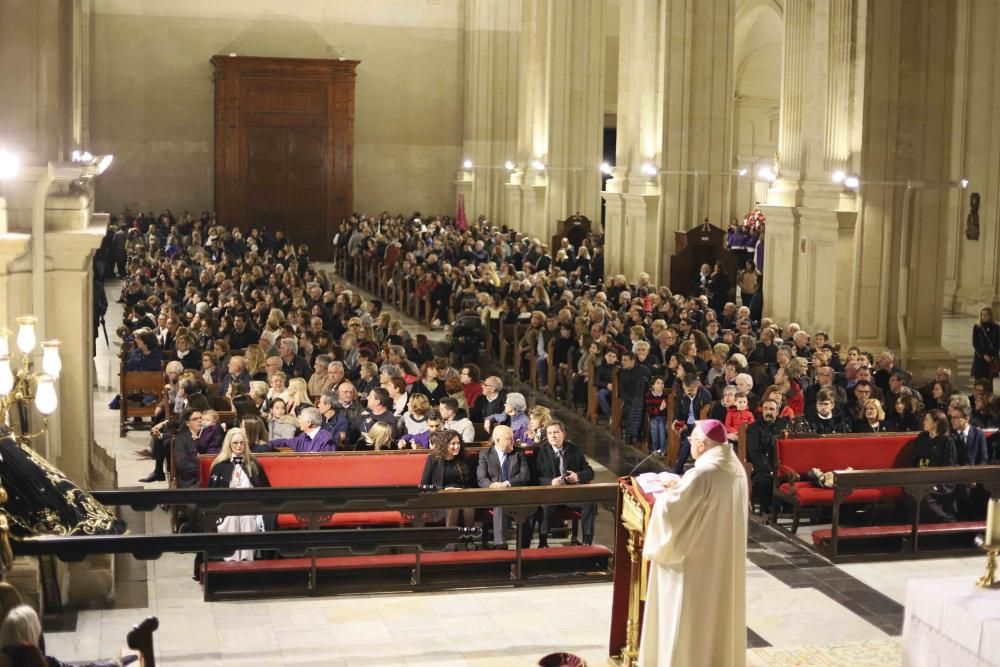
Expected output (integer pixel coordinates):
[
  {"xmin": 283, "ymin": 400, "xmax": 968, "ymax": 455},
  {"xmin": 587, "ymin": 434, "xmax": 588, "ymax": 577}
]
[{"xmin": 902, "ymin": 577, "xmax": 1000, "ymax": 667}]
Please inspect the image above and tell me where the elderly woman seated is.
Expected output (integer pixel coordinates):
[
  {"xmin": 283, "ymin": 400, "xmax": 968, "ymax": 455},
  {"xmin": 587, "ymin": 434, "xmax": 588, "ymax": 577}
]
[{"xmin": 489, "ymin": 392, "xmax": 530, "ymax": 441}]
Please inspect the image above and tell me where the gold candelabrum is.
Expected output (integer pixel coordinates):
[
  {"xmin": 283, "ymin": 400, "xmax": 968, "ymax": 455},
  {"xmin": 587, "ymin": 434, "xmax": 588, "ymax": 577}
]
[
  {"xmin": 0, "ymin": 316, "xmax": 61, "ymax": 438},
  {"xmin": 976, "ymin": 500, "xmax": 1000, "ymax": 589}
]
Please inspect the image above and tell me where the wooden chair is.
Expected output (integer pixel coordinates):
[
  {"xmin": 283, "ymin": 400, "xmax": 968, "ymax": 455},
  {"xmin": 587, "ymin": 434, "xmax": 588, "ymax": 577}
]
[{"xmin": 120, "ymin": 370, "xmax": 166, "ymax": 437}]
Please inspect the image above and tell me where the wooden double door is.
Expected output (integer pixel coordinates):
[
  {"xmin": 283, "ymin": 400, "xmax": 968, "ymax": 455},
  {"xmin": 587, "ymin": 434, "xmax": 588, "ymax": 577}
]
[{"xmin": 212, "ymin": 56, "xmax": 358, "ymax": 260}]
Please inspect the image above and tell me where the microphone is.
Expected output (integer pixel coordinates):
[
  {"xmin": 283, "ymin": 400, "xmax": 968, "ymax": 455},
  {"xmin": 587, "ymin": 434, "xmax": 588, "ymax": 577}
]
[{"xmin": 627, "ymin": 451, "xmax": 668, "ymax": 477}]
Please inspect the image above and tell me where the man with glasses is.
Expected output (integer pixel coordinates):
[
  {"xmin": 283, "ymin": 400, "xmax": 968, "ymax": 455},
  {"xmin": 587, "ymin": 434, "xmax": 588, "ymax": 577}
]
[
  {"xmin": 477, "ymin": 376, "xmax": 507, "ymax": 430},
  {"xmin": 804, "ymin": 366, "xmax": 846, "ymax": 409}
]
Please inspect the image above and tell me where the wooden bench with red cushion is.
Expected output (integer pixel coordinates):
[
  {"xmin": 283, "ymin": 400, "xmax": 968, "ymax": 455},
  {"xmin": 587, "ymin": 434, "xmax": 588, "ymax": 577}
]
[
  {"xmin": 771, "ymin": 433, "xmax": 916, "ymax": 533},
  {"xmin": 198, "ymin": 451, "xmax": 431, "ymax": 529}
]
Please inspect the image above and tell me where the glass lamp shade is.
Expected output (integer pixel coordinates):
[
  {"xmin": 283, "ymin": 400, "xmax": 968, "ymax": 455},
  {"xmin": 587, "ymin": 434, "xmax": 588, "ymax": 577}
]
[
  {"xmin": 34, "ymin": 374, "xmax": 58, "ymax": 415},
  {"xmin": 16, "ymin": 316, "xmax": 37, "ymax": 355},
  {"xmin": 0, "ymin": 329, "xmax": 10, "ymax": 356},
  {"xmin": 41, "ymin": 341, "xmax": 62, "ymax": 378},
  {"xmin": 0, "ymin": 356, "xmax": 13, "ymax": 395}
]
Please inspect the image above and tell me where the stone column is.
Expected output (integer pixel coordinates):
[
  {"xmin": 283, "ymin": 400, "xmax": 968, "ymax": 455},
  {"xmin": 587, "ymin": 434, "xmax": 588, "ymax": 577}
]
[
  {"xmin": 771, "ymin": 0, "xmax": 810, "ymax": 203},
  {"xmin": 506, "ymin": 0, "xmax": 605, "ymax": 242},
  {"xmin": 460, "ymin": 0, "xmax": 519, "ymax": 224},
  {"xmin": 604, "ymin": 0, "xmax": 736, "ymax": 285}
]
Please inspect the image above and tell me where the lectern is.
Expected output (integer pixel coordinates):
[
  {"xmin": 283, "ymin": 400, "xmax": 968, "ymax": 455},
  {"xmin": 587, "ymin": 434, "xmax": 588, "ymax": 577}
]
[{"xmin": 608, "ymin": 477, "xmax": 658, "ymax": 665}]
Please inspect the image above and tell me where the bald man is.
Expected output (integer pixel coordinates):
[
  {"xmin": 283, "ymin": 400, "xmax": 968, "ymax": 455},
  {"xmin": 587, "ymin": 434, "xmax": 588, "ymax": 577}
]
[{"xmin": 639, "ymin": 419, "xmax": 748, "ymax": 667}]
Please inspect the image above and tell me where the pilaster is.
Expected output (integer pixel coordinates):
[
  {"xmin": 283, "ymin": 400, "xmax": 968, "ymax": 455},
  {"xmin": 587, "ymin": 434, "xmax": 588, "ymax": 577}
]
[{"xmin": 460, "ymin": 0, "xmax": 520, "ymax": 223}]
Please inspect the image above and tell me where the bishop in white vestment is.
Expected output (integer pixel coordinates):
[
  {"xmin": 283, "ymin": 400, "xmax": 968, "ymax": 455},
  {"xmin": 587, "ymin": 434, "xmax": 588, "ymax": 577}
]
[{"xmin": 639, "ymin": 419, "xmax": 748, "ymax": 667}]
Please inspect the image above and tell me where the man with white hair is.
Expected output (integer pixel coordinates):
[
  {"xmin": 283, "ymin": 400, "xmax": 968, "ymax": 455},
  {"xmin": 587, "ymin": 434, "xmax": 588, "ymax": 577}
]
[{"xmin": 639, "ymin": 419, "xmax": 748, "ymax": 667}]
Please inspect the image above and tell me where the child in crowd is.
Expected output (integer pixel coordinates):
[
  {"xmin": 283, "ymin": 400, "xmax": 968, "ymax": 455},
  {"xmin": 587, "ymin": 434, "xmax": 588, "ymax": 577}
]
[
  {"xmin": 725, "ymin": 392, "xmax": 756, "ymax": 440},
  {"xmin": 645, "ymin": 377, "xmax": 669, "ymax": 455},
  {"xmin": 196, "ymin": 409, "xmax": 224, "ymax": 454},
  {"xmin": 267, "ymin": 398, "xmax": 299, "ymax": 441}
]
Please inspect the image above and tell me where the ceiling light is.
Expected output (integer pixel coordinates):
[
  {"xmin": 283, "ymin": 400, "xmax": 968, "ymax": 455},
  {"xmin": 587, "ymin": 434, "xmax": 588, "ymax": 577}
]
[
  {"xmin": 960, "ymin": 178, "xmax": 969, "ymax": 189},
  {"xmin": 832, "ymin": 170, "xmax": 846, "ymax": 183},
  {"xmin": 641, "ymin": 163, "xmax": 658, "ymax": 177},
  {"xmin": 531, "ymin": 160, "xmax": 545, "ymax": 171},
  {"xmin": 757, "ymin": 167, "xmax": 777, "ymax": 183},
  {"xmin": 462, "ymin": 159, "xmax": 473, "ymax": 170},
  {"xmin": 504, "ymin": 161, "xmax": 515, "ymax": 171},
  {"xmin": 737, "ymin": 168, "xmax": 748, "ymax": 177},
  {"xmin": 600, "ymin": 162, "xmax": 613, "ymax": 175},
  {"xmin": 844, "ymin": 175, "xmax": 860, "ymax": 189},
  {"xmin": 0, "ymin": 150, "xmax": 19, "ymax": 180}
]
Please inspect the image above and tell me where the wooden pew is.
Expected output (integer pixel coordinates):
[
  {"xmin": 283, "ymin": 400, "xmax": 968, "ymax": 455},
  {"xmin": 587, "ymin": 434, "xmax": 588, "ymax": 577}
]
[{"xmin": 120, "ymin": 369, "xmax": 166, "ymax": 437}]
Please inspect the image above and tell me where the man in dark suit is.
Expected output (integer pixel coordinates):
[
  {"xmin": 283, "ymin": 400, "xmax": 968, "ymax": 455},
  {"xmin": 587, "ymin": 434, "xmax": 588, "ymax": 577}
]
[
  {"xmin": 227, "ymin": 312, "xmax": 259, "ymax": 350},
  {"xmin": 477, "ymin": 424, "xmax": 532, "ymax": 549},
  {"xmin": 949, "ymin": 403, "xmax": 989, "ymax": 519},
  {"xmin": 745, "ymin": 398, "xmax": 788, "ymax": 510},
  {"xmin": 536, "ymin": 421, "xmax": 596, "ymax": 547},
  {"xmin": 219, "ymin": 355, "xmax": 250, "ymax": 397},
  {"xmin": 671, "ymin": 376, "xmax": 713, "ymax": 474},
  {"xmin": 950, "ymin": 403, "xmax": 989, "ymax": 466}
]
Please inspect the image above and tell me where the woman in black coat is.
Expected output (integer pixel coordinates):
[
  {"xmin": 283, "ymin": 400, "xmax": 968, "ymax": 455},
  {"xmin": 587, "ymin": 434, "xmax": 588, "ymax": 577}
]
[
  {"xmin": 853, "ymin": 398, "xmax": 890, "ymax": 433},
  {"xmin": 419, "ymin": 430, "xmax": 475, "ymax": 528},
  {"xmin": 909, "ymin": 410, "xmax": 958, "ymax": 522},
  {"xmin": 972, "ymin": 307, "xmax": 999, "ymax": 380}
]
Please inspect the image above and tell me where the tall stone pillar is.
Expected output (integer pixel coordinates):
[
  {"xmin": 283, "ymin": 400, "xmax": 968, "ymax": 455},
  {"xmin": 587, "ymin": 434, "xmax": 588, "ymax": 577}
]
[
  {"xmin": 460, "ymin": 0, "xmax": 519, "ymax": 224},
  {"xmin": 850, "ymin": 0, "xmax": 960, "ymax": 378},
  {"xmin": 603, "ymin": 0, "xmax": 735, "ymax": 285},
  {"xmin": 506, "ymin": 0, "xmax": 605, "ymax": 242}
]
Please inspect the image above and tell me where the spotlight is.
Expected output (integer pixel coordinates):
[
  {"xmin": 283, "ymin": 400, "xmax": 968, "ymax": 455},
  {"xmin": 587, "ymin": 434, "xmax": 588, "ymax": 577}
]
[
  {"xmin": 97, "ymin": 155, "xmax": 114, "ymax": 174},
  {"xmin": 0, "ymin": 150, "xmax": 20, "ymax": 180},
  {"xmin": 504, "ymin": 161, "xmax": 515, "ymax": 171},
  {"xmin": 462, "ymin": 159, "xmax": 473, "ymax": 170},
  {"xmin": 843, "ymin": 175, "xmax": 860, "ymax": 189},
  {"xmin": 960, "ymin": 178, "xmax": 969, "ymax": 189},
  {"xmin": 737, "ymin": 168, "xmax": 748, "ymax": 177},
  {"xmin": 641, "ymin": 163, "xmax": 659, "ymax": 177},
  {"xmin": 600, "ymin": 162, "xmax": 613, "ymax": 175},
  {"xmin": 531, "ymin": 160, "xmax": 545, "ymax": 171},
  {"xmin": 757, "ymin": 167, "xmax": 777, "ymax": 183},
  {"xmin": 832, "ymin": 170, "xmax": 846, "ymax": 183}
]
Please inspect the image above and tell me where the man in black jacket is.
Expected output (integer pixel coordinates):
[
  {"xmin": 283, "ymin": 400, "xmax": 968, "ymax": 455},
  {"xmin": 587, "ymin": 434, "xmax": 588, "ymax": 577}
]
[
  {"xmin": 536, "ymin": 421, "xmax": 596, "ymax": 547},
  {"xmin": 227, "ymin": 312, "xmax": 259, "ymax": 350},
  {"xmin": 671, "ymin": 376, "xmax": 713, "ymax": 473},
  {"xmin": 806, "ymin": 388, "xmax": 851, "ymax": 434},
  {"xmin": 745, "ymin": 398, "xmax": 787, "ymax": 509}
]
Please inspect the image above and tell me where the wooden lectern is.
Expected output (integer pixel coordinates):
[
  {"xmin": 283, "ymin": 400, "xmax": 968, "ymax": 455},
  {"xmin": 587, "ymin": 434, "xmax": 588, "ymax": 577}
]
[{"xmin": 608, "ymin": 478, "xmax": 658, "ymax": 665}]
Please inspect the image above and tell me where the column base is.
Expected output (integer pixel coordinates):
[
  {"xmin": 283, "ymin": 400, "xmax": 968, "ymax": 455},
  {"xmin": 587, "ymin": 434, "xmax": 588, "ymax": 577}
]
[{"xmin": 904, "ymin": 345, "xmax": 959, "ymax": 384}]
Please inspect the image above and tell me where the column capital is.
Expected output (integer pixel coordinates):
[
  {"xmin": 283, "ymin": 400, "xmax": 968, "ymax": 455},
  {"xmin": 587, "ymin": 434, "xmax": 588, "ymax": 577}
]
[{"xmin": 0, "ymin": 234, "xmax": 31, "ymax": 274}]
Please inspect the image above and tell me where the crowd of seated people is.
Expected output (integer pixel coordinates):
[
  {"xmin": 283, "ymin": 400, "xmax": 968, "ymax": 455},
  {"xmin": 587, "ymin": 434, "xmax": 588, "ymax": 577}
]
[
  {"xmin": 106, "ymin": 210, "xmax": 603, "ymax": 553},
  {"xmin": 109, "ymin": 208, "xmax": 1000, "ymax": 542},
  {"xmin": 335, "ymin": 212, "xmax": 1000, "ymax": 516}
]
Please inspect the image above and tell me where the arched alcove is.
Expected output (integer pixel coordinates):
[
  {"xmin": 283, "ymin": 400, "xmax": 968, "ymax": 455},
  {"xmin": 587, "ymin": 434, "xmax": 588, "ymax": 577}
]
[{"xmin": 733, "ymin": 0, "xmax": 783, "ymax": 219}]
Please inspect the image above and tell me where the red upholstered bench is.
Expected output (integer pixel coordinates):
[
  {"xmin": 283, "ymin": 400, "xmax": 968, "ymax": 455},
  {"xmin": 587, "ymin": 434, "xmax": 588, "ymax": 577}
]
[
  {"xmin": 772, "ymin": 434, "xmax": 916, "ymax": 533},
  {"xmin": 198, "ymin": 451, "xmax": 429, "ymax": 529},
  {"xmin": 202, "ymin": 545, "xmax": 613, "ymax": 598},
  {"xmin": 811, "ymin": 521, "xmax": 986, "ymax": 546}
]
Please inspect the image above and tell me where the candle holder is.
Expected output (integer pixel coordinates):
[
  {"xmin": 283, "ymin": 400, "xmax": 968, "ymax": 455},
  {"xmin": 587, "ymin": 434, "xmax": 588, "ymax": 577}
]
[
  {"xmin": 0, "ymin": 318, "xmax": 60, "ymax": 439},
  {"xmin": 974, "ymin": 537, "xmax": 999, "ymax": 589}
]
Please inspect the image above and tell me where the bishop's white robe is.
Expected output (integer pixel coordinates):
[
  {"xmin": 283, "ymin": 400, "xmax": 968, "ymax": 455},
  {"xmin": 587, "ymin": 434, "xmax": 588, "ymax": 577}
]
[{"xmin": 638, "ymin": 445, "xmax": 748, "ymax": 667}]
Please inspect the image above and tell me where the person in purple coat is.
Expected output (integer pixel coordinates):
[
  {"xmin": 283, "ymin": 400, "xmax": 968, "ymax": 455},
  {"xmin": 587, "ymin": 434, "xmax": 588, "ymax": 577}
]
[{"xmin": 269, "ymin": 407, "xmax": 335, "ymax": 452}]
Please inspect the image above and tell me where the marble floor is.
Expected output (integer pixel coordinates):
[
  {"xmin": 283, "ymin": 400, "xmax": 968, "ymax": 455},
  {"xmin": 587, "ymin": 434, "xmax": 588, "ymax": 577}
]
[{"xmin": 49, "ymin": 277, "xmax": 988, "ymax": 666}]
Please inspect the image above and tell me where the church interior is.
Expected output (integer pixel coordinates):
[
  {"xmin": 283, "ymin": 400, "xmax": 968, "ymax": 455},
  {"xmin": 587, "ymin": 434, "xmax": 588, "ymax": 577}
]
[{"xmin": 1, "ymin": 0, "xmax": 1000, "ymax": 665}]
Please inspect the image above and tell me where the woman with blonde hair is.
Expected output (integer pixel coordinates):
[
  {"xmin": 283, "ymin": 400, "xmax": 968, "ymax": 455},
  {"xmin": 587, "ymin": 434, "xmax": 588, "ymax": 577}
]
[
  {"xmin": 364, "ymin": 421, "xmax": 395, "ymax": 451},
  {"xmin": 403, "ymin": 393, "xmax": 431, "ymax": 435},
  {"xmin": 522, "ymin": 406, "xmax": 553, "ymax": 447},
  {"xmin": 244, "ymin": 344, "xmax": 268, "ymax": 381},
  {"xmin": 208, "ymin": 428, "xmax": 270, "ymax": 561},
  {"xmin": 286, "ymin": 377, "xmax": 314, "ymax": 415},
  {"xmin": 854, "ymin": 398, "xmax": 889, "ymax": 433}
]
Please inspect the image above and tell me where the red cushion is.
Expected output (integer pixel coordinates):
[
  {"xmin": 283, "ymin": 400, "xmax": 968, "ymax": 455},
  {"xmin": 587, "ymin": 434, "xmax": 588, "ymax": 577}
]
[
  {"xmin": 778, "ymin": 481, "xmax": 902, "ymax": 505},
  {"xmin": 199, "ymin": 452, "xmax": 428, "ymax": 487},
  {"xmin": 275, "ymin": 511, "xmax": 407, "ymax": 529},
  {"xmin": 812, "ymin": 521, "xmax": 986, "ymax": 545},
  {"xmin": 776, "ymin": 435, "xmax": 915, "ymax": 476}
]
